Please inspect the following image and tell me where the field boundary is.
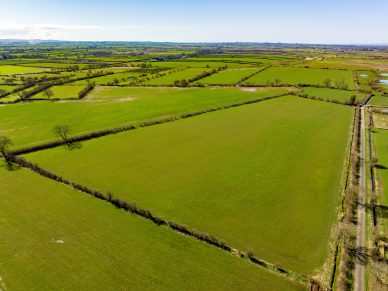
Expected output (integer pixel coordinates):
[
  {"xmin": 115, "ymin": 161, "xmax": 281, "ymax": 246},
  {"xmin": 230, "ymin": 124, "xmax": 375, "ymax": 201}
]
[
  {"xmin": 9, "ymin": 154, "xmax": 315, "ymax": 289},
  {"xmin": 11, "ymin": 92, "xmax": 290, "ymax": 156}
]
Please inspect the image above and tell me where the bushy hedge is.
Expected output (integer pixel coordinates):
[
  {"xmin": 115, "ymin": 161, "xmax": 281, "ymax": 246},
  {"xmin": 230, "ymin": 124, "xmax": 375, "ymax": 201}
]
[{"xmin": 78, "ymin": 84, "xmax": 95, "ymax": 99}]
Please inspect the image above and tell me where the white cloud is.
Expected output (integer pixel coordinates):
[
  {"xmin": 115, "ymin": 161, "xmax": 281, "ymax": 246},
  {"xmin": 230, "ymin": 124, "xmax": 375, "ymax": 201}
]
[{"xmin": 0, "ymin": 23, "xmax": 103, "ymax": 39}]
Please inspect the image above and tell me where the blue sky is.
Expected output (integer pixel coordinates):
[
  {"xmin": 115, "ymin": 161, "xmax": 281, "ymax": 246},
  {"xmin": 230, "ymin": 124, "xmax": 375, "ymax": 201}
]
[{"xmin": 0, "ymin": 0, "xmax": 387, "ymax": 43}]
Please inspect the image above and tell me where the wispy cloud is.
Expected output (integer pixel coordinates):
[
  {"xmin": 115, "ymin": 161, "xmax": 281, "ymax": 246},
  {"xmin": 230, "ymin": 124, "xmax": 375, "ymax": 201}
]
[{"xmin": 0, "ymin": 23, "xmax": 103, "ymax": 39}]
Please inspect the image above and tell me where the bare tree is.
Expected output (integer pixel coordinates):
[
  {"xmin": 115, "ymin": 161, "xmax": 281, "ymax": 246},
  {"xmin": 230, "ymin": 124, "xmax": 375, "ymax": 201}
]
[
  {"xmin": 53, "ymin": 125, "xmax": 70, "ymax": 144},
  {"xmin": 53, "ymin": 125, "xmax": 80, "ymax": 149}
]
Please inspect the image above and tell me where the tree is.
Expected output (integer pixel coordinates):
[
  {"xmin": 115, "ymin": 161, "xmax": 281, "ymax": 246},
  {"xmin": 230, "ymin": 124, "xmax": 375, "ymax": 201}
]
[
  {"xmin": 53, "ymin": 125, "xmax": 80, "ymax": 149},
  {"xmin": 43, "ymin": 89, "xmax": 54, "ymax": 100},
  {"xmin": 53, "ymin": 125, "xmax": 70, "ymax": 144},
  {"xmin": 0, "ymin": 136, "xmax": 13, "ymax": 168}
]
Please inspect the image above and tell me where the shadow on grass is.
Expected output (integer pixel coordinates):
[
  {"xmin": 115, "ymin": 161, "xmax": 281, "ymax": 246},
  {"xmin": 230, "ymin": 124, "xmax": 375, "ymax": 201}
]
[{"xmin": 375, "ymin": 164, "xmax": 388, "ymax": 170}]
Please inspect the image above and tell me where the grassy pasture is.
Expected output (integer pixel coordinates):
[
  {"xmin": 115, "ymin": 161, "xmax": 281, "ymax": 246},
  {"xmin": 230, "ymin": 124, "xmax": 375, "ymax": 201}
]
[
  {"xmin": 25, "ymin": 96, "xmax": 354, "ymax": 275},
  {"xmin": 31, "ymin": 85, "xmax": 84, "ymax": 100},
  {"xmin": 372, "ymin": 129, "xmax": 388, "ymax": 230},
  {"xmin": 243, "ymin": 67, "xmax": 355, "ymax": 89},
  {"xmin": 368, "ymin": 96, "xmax": 388, "ymax": 106},
  {"xmin": 72, "ymin": 72, "xmax": 140, "ymax": 85},
  {"xmin": 0, "ymin": 86, "xmax": 290, "ymax": 149},
  {"xmin": 301, "ymin": 87, "xmax": 366, "ymax": 103},
  {"xmin": 199, "ymin": 68, "xmax": 261, "ymax": 85},
  {"xmin": 0, "ymin": 65, "xmax": 48, "ymax": 75},
  {"xmin": 0, "ymin": 85, "xmax": 17, "ymax": 94},
  {"xmin": 0, "ymin": 167, "xmax": 303, "ymax": 290},
  {"xmin": 22, "ymin": 62, "xmax": 91, "ymax": 69},
  {"xmin": 142, "ymin": 68, "xmax": 212, "ymax": 85},
  {"xmin": 150, "ymin": 61, "xmax": 248, "ymax": 68}
]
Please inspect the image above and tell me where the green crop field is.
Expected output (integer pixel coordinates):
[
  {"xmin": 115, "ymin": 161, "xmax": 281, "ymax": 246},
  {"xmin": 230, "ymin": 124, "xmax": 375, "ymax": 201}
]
[
  {"xmin": 300, "ymin": 87, "xmax": 366, "ymax": 103},
  {"xmin": 25, "ymin": 96, "xmax": 353, "ymax": 275},
  {"xmin": 243, "ymin": 67, "xmax": 355, "ymax": 89},
  {"xmin": 198, "ymin": 68, "xmax": 261, "ymax": 85},
  {"xmin": 0, "ymin": 86, "xmax": 290, "ymax": 149},
  {"xmin": 0, "ymin": 65, "xmax": 48, "ymax": 75},
  {"xmin": 0, "ymin": 166, "xmax": 303, "ymax": 290}
]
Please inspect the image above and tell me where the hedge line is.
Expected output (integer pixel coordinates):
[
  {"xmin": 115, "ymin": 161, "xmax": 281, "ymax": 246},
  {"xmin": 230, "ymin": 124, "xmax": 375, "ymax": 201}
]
[
  {"xmin": 78, "ymin": 84, "xmax": 95, "ymax": 99},
  {"xmin": 12, "ymin": 93, "xmax": 289, "ymax": 156},
  {"xmin": 9, "ymin": 154, "xmax": 311, "ymax": 287}
]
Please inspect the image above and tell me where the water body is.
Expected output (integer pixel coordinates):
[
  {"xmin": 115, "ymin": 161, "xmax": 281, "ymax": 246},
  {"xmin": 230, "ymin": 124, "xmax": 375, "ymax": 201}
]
[{"xmin": 380, "ymin": 79, "xmax": 388, "ymax": 85}]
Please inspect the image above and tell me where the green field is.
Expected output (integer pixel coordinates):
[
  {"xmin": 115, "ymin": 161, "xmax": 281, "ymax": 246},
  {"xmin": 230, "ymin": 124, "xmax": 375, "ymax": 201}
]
[
  {"xmin": 372, "ymin": 129, "xmax": 388, "ymax": 230},
  {"xmin": 0, "ymin": 85, "xmax": 17, "ymax": 94},
  {"xmin": 25, "ymin": 96, "xmax": 353, "ymax": 275},
  {"xmin": 0, "ymin": 86, "xmax": 290, "ymax": 149},
  {"xmin": 368, "ymin": 95, "xmax": 388, "ymax": 106},
  {"xmin": 150, "ymin": 61, "xmax": 248, "ymax": 68},
  {"xmin": 301, "ymin": 87, "xmax": 366, "ymax": 103},
  {"xmin": 72, "ymin": 72, "xmax": 140, "ymax": 85},
  {"xmin": 142, "ymin": 68, "xmax": 212, "ymax": 85},
  {"xmin": 0, "ymin": 65, "xmax": 48, "ymax": 75},
  {"xmin": 31, "ymin": 85, "xmax": 84, "ymax": 100},
  {"xmin": 0, "ymin": 166, "xmax": 304, "ymax": 290},
  {"xmin": 243, "ymin": 67, "xmax": 355, "ymax": 89},
  {"xmin": 199, "ymin": 68, "xmax": 261, "ymax": 85}
]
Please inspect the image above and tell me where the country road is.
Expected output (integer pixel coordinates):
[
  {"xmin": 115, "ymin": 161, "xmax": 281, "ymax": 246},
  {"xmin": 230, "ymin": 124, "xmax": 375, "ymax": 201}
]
[{"xmin": 354, "ymin": 106, "xmax": 366, "ymax": 291}]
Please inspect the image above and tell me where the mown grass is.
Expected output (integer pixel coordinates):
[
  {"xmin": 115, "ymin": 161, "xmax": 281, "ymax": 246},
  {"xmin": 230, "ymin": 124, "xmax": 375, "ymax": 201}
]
[
  {"xmin": 199, "ymin": 68, "xmax": 261, "ymax": 85},
  {"xmin": 25, "ymin": 96, "xmax": 353, "ymax": 275},
  {"xmin": 0, "ymin": 65, "xmax": 48, "ymax": 75},
  {"xmin": 0, "ymin": 86, "xmax": 290, "ymax": 149},
  {"xmin": 0, "ymin": 166, "xmax": 304, "ymax": 290},
  {"xmin": 243, "ymin": 67, "xmax": 355, "ymax": 89},
  {"xmin": 300, "ymin": 87, "xmax": 366, "ymax": 103}
]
